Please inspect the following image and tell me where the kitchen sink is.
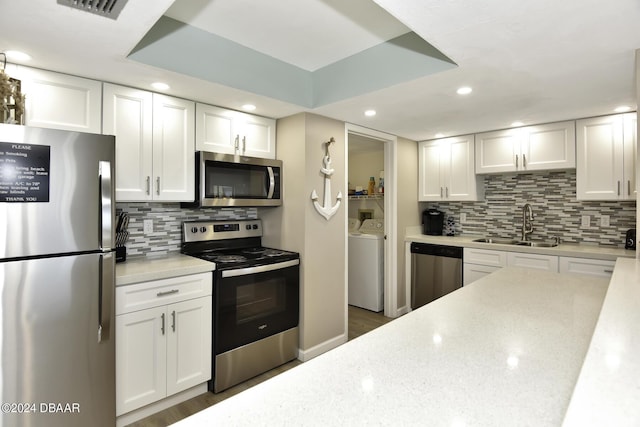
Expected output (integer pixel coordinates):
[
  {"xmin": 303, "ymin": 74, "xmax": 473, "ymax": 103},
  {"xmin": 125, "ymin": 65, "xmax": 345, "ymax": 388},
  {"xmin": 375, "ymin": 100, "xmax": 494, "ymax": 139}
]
[
  {"xmin": 472, "ymin": 237, "xmax": 558, "ymax": 247},
  {"xmin": 472, "ymin": 238, "xmax": 519, "ymax": 245},
  {"xmin": 513, "ymin": 241, "xmax": 558, "ymax": 247}
]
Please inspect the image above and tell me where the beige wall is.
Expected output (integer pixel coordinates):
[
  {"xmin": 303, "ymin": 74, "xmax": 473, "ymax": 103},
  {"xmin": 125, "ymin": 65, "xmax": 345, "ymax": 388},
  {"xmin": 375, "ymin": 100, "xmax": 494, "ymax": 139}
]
[
  {"xmin": 262, "ymin": 112, "xmax": 347, "ymax": 358},
  {"xmin": 349, "ymin": 150, "xmax": 384, "ymax": 192},
  {"xmin": 395, "ymin": 136, "xmax": 420, "ymax": 308}
]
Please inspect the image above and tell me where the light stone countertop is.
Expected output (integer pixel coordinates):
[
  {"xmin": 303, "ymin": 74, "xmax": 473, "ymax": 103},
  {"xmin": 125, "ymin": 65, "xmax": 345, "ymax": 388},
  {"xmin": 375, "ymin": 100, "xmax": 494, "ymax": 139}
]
[
  {"xmin": 171, "ymin": 267, "xmax": 609, "ymax": 427},
  {"xmin": 562, "ymin": 257, "xmax": 640, "ymax": 426},
  {"xmin": 115, "ymin": 254, "xmax": 215, "ymax": 286},
  {"xmin": 405, "ymin": 232, "xmax": 635, "ymax": 261}
]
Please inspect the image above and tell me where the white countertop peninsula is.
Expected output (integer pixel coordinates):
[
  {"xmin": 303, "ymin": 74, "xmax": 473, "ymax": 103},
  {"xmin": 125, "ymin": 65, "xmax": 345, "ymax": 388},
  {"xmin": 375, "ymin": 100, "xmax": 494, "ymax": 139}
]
[
  {"xmin": 115, "ymin": 254, "xmax": 215, "ymax": 286},
  {"xmin": 172, "ymin": 267, "xmax": 609, "ymax": 426}
]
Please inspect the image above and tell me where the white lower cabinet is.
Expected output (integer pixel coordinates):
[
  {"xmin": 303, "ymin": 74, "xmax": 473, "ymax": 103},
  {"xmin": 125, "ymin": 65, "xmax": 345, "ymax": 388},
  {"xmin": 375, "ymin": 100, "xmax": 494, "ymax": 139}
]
[
  {"xmin": 559, "ymin": 257, "xmax": 616, "ymax": 278},
  {"xmin": 463, "ymin": 247, "xmax": 557, "ymax": 285},
  {"xmin": 506, "ymin": 252, "xmax": 559, "ymax": 271},
  {"xmin": 116, "ymin": 273, "xmax": 212, "ymax": 416}
]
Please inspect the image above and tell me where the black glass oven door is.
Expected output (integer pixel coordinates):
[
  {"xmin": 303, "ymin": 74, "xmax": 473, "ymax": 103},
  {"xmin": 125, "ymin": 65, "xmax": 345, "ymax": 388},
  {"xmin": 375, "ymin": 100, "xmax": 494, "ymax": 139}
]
[{"xmin": 215, "ymin": 260, "xmax": 299, "ymax": 354}]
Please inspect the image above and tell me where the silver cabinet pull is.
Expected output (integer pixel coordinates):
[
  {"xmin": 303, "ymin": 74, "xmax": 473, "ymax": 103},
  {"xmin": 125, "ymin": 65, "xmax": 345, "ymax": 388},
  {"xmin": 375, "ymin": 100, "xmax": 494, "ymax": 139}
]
[
  {"xmin": 604, "ymin": 269, "xmax": 614, "ymax": 274},
  {"xmin": 234, "ymin": 135, "xmax": 240, "ymax": 151},
  {"xmin": 617, "ymin": 180, "xmax": 621, "ymax": 196},
  {"xmin": 242, "ymin": 136, "xmax": 247, "ymax": 153},
  {"xmin": 523, "ymin": 154, "xmax": 527, "ymax": 167},
  {"xmin": 171, "ymin": 310, "xmax": 176, "ymax": 332},
  {"xmin": 440, "ymin": 187, "xmax": 443, "ymax": 198},
  {"xmin": 515, "ymin": 154, "xmax": 519, "ymax": 168},
  {"xmin": 161, "ymin": 313, "xmax": 165, "ymax": 335},
  {"xmin": 146, "ymin": 176, "xmax": 151, "ymax": 195},
  {"xmin": 156, "ymin": 177, "xmax": 160, "ymax": 196},
  {"xmin": 628, "ymin": 180, "xmax": 631, "ymax": 196},
  {"xmin": 445, "ymin": 187, "xmax": 449, "ymax": 198},
  {"xmin": 157, "ymin": 289, "xmax": 179, "ymax": 297}
]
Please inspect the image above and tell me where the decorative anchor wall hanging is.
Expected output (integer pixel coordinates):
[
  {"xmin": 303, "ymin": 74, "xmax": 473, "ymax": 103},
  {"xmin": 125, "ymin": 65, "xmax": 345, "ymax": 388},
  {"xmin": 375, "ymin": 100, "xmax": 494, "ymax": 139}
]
[{"xmin": 311, "ymin": 137, "xmax": 342, "ymax": 220}]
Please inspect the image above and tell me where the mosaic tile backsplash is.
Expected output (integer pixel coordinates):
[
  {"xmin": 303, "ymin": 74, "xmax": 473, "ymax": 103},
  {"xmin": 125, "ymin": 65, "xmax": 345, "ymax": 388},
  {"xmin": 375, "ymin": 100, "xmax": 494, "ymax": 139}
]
[
  {"xmin": 116, "ymin": 203, "xmax": 258, "ymax": 258},
  {"xmin": 421, "ymin": 171, "xmax": 636, "ymax": 248}
]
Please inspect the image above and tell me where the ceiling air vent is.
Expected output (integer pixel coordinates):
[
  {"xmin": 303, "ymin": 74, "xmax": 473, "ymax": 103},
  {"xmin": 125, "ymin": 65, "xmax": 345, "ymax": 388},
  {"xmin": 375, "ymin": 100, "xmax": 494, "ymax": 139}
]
[{"xmin": 57, "ymin": 0, "xmax": 129, "ymax": 20}]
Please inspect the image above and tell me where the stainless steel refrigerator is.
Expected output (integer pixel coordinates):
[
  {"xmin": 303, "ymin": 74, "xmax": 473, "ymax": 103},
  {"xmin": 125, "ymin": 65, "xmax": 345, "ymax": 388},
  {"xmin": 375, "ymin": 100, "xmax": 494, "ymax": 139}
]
[{"xmin": 0, "ymin": 124, "xmax": 116, "ymax": 427}]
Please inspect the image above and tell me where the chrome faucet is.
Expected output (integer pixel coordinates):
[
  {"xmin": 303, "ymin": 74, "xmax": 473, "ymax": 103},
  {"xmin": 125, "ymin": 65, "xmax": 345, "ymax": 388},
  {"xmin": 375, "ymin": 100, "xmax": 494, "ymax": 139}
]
[{"xmin": 521, "ymin": 203, "xmax": 534, "ymax": 241}]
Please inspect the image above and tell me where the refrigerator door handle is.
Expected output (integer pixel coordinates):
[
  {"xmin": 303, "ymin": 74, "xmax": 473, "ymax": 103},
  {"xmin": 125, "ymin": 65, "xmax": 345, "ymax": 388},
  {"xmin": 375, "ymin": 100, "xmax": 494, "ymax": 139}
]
[
  {"xmin": 98, "ymin": 252, "xmax": 114, "ymax": 343},
  {"xmin": 99, "ymin": 161, "xmax": 113, "ymax": 250}
]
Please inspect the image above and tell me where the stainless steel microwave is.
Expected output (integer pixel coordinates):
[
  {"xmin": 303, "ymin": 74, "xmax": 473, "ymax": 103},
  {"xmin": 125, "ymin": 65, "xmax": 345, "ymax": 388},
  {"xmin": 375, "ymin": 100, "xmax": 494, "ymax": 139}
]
[{"xmin": 187, "ymin": 152, "xmax": 282, "ymax": 207}]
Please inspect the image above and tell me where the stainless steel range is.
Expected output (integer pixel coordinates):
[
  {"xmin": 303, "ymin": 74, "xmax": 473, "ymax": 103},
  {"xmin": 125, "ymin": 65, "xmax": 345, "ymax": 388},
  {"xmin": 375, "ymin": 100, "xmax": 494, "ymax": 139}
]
[{"xmin": 181, "ymin": 219, "xmax": 300, "ymax": 393}]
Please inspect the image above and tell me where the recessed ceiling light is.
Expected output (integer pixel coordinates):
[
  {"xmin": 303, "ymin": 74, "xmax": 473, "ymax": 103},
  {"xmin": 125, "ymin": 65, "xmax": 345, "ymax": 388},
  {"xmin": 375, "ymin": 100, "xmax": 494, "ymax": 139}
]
[
  {"xmin": 511, "ymin": 121, "xmax": 524, "ymax": 127},
  {"xmin": 435, "ymin": 133, "xmax": 445, "ymax": 138},
  {"xmin": 4, "ymin": 50, "xmax": 31, "ymax": 61},
  {"xmin": 456, "ymin": 86, "xmax": 472, "ymax": 95},
  {"xmin": 242, "ymin": 104, "xmax": 256, "ymax": 111},
  {"xmin": 364, "ymin": 110, "xmax": 376, "ymax": 117},
  {"xmin": 614, "ymin": 105, "xmax": 631, "ymax": 113},
  {"xmin": 151, "ymin": 82, "xmax": 170, "ymax": 91}
]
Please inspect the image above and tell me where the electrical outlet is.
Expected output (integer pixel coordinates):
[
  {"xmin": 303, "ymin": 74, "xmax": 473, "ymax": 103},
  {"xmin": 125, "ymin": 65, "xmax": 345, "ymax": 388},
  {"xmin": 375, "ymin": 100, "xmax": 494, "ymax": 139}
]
[
  {"xmin": 460, "ymin": 213, "xmax": 467, "ymax": 223},
  {"xmin": 601, "ymin": 215, "xmax": 610, "ymax": 227},
  {"xmin": 143, "ymin": 219, "xmax": 153, "ymax": 234},
  {"xmin": 581, "ymin": 215, "xmax": 590, "ymax": 228}
]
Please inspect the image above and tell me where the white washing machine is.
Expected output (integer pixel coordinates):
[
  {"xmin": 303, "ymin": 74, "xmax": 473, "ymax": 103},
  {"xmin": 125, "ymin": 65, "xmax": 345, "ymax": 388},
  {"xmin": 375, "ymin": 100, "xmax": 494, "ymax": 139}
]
[{"xmin": 348, "ymin": 218, "xmax": 384, "ymax": 312}]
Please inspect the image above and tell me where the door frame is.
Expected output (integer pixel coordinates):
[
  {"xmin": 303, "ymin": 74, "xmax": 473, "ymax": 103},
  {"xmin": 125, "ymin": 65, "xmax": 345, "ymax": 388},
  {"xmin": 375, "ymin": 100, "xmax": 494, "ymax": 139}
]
[{"xmin": 345, "ymin": 123, "xmax": 398, "ymax": 320}]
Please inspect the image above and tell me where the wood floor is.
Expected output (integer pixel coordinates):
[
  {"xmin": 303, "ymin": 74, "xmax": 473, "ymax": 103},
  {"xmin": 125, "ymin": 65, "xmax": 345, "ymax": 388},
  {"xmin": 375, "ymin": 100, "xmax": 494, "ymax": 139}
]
[{"xmin": 129, "ymin": 305, "xmax": 393, "ymax": 427}]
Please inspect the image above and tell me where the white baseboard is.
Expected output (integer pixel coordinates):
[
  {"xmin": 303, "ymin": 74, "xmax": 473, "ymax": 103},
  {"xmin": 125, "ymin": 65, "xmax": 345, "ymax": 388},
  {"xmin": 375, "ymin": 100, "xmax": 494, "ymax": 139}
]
[
  {"xmin": 116, "ymin": 383, "xmax": 208, "ymax": 427},
  {"xmin": 297, "ymin": 333, "xmax": 347, "ymax": 362}
]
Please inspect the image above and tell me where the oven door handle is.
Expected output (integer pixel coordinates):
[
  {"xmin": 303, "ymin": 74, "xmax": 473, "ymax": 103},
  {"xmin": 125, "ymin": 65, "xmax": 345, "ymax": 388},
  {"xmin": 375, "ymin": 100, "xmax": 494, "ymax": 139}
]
[{"xmin": 221, "ymin": 259, "xmax": 299, "ymax": 278}]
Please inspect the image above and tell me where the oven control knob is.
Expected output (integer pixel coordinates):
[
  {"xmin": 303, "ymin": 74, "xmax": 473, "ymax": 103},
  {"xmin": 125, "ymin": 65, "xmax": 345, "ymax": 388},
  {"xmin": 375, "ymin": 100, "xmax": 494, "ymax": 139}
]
[
  {"xmin": 246, "ymin": 225, "xmax": 251, "ymax": 230},
  {"xmin": 252, "ymin": 224, "xmax": 258, "ymax": 230},
  {"xmin": 191, "ymin": 227, "xmax": 198, "ymax": 234},
  {"xmin": 200, "ymin": 227, "xmax": 207, "ymax": 233}
]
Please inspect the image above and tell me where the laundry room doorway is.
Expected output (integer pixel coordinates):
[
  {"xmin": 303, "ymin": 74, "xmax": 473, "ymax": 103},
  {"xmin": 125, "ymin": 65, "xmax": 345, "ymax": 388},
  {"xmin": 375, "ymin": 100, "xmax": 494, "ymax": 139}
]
[{"xmin": 345, "ymin": 123, "xmax": 398, "ymax": 321}]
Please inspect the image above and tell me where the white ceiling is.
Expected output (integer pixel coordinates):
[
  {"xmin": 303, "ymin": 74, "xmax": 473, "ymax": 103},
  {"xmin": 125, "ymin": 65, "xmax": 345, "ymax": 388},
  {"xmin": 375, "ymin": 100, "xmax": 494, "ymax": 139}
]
[{"xmin": 1, "ymin": 0, "xmax": 639, "ymax": 141}]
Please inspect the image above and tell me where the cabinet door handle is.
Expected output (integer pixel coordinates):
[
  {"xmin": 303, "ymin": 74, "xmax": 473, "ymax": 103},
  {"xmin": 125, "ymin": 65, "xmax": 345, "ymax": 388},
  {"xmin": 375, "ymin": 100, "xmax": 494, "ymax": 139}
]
[
  {"xmin": 242, "ymin": 136, "xmax": 247, "ymax": 153},
  {"xmin": 523, "ymin": 154, "xmax": 527, "ymax": 167},
  {"xmin": 440, "ymin": 187, "xmax": 443, "ymax": 198},
  {"xmin": 156, "ymin": 177, "xmax": 160, "ymax": 196},
  {"xmin": 171, "ymin": 310, "xmax": 176, "ymax": 332},
  {"xmin": 157, "ymin": 289, "xmax": 179, "ymax": 297},
  {"xmin": 161, "ymin": 313, "xmax": 165, "ymax": 335},
  {"xmin": 515, "ymin": 154, "xmax": 519, "ymax": 168},
  {"xmin": 445, "ymin": 187, "xmax": 449, "ymax": 198},
  {"xmin": 604, "ymin": 269, "xmax": 614, "ymax": 274},
  {"xmin": 146, "ymin": 176, "xmax": 151, "ymax": 195},
  {"xmin": 617, "ymin": 180, "xmax": 621, "ymax": 196},
  {"xmin": 234, "ymin": 135, "xmax": 240, "ymax": 151},
  {"xmin": 628, "ymin": 180, "xmax": 631, "ymax": 196}
]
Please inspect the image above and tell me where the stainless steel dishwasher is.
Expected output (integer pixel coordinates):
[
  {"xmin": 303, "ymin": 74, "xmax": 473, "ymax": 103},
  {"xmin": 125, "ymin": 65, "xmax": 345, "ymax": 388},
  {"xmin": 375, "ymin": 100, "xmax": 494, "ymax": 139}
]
[{"xmin": 410, "ymin": 242, "xmax": 463, "ymax": 309}]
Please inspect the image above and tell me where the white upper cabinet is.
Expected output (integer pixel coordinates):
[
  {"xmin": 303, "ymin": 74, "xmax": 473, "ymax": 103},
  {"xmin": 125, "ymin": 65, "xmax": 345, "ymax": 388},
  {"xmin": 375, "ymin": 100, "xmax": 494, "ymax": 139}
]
[
  {"xmin": 196, "ymin": 103, "xmax": 276, "ymax": 159},
  {"xmin": 103, "ymin": 84, "xmax": 153, "ymax": 201},
  {"xmin": 419, "ymin": 134, "xmax": 483, "ymax": 201},
  {"xmin": 103, "ymin": 84, "xmax": 195, "ymax": 202},
  {"xmin": 13, "ymin": 66, "xmax": 102, "ymax": 134},
  {"xmin": 476, "ymin": 121, "xmax": 575, "ymax": 173},
  {"xmin": 152, "ymin": 94, "xmax": 195, "ymax": 201},
  {"xmin": 576, "ymin": 113, "xmax": 636, "ymax": 200}
]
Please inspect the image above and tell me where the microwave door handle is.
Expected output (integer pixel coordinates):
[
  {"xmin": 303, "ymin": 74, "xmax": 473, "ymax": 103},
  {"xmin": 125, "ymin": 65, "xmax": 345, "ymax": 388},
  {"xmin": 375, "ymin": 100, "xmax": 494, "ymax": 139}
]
[{"xmin": 267, "ymin": 167, "xmax": 275, "ymax": 199}]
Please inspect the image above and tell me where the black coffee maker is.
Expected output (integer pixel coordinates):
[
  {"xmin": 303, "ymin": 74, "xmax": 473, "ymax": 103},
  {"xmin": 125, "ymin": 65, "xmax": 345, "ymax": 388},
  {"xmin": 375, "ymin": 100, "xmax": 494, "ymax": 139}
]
[{"xmin": 422, "ymin": 209, "xmax": 444, "ymax": 235}]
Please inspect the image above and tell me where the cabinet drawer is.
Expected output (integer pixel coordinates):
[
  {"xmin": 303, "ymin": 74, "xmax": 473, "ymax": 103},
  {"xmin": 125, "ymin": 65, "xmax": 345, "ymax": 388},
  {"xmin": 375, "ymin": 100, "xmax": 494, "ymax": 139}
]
[
  {"xmin": 116, "ymin": 273, "xmax": 212, "ymax": 315},
  {"xmin": 463, "ymin": 248, "xmax": 507, "ymax": 267},
  {"xmin": 463, "ymin": 263, "xmax": 502, "ymax": 286},
  {"xmin": 507, "ymin": 252, "xmax": 558, "ymax": 272},
  {"xmin": 559, "ymin": 257, "xmax": 615, "ymax": 278}
]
